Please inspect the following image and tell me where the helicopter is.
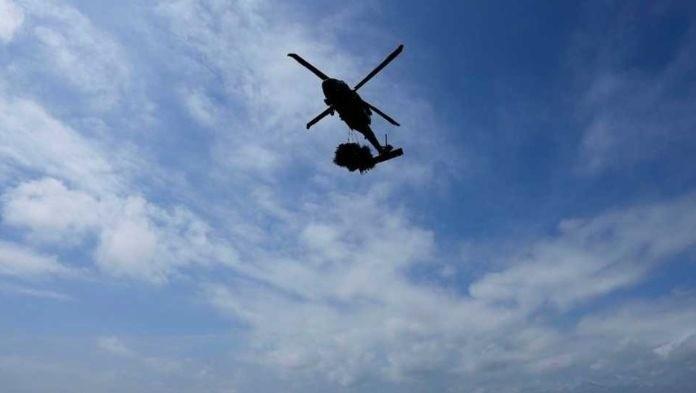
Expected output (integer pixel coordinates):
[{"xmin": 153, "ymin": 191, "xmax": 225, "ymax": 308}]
[{"xmin": 288, "ymin": 44, "xmax": 405, "ymax": 167}]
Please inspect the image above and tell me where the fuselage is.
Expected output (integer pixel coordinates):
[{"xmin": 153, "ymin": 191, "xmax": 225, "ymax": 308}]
[{"xmin": 321, "ymin": 78, "xmax": 372, "ymax": 131}]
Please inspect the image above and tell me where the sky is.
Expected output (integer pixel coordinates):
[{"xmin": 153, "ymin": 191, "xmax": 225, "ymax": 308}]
[{"xmin": 1, "ymin": 0, "xmax": 696, "ymax": 392}]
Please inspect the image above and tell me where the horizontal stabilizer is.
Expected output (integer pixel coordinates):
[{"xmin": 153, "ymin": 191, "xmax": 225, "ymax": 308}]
[{"xmin": 372, "ymin": 148, "xmax": 403, "ymax": 165}]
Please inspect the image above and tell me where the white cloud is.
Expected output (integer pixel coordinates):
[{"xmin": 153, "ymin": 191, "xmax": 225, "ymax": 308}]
[
  {"xmin": 8, "ymin": 0, "xmax": 131, "ymax": 110},
  {"xmin": 471, "ymin": 193, "xmax": 696, "ymax": 310},
  {"xmin": 567, "ymin": 294, "xmax": 696, "ymax": 393},
  {"xmin": 0, "ymin": 0, "xmax": 23, "ymax": 43},
  {"xmin": 96, "ymin": 335, "xmax": 185, "ymax": 374},
  {"xmin": 0, "ymin": 334, "xmax": 241, "ymax": 393},
  {"xmin": 578, "ymin": 296, "xmax": 696, "ymax": 355},
  {"xmin": 0, "ymin": 282, "xmax": 72, "ymax": 300},
  {"xmin": 574, "ymin": 12, "xmax": 696, "ymax": 173},
  {"xmin": 1, "ymin": 47, "xmax": 237, "ymax": 282},
  {"xmin": 94, "ymin": 197, "xmax": 161, "ymax": 281},
  {"xmin": 0, "ymin": 34, "xmax": 237, "ymax": 282},
  {"xmin": 0, "ymin": 95, "xmax": 117, "ymax": 193},
  {"xmin": 182, "ymin": 88, "xmax": 220, "ymax": 127},
  {"xmin": 203, "ymin": 191, "xmax": 696, "ymax": 387},
  {"xmin": 204, "ymin": 191, "xmax": 489, "ymax": 383},
  {"xmin": 2, "ymin": 177, "xmax": 239, "ymax": 283},
  {"xmin": 2, "ymin": 177, "xmax": 101, "ymax": 244},
  {"xmin": 97, "ymin": 336, "xmax": 135, "ymax": 357},
  {"xmin": 0, "ymin": 240, "xmax": 71, "ymax": 278},
  {"xmin": 0, "ymin": 76, "xmax": 239, "ymax": 283}
]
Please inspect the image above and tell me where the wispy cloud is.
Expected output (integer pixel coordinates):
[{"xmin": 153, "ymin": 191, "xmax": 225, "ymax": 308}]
[
  {"xmin": 6, "ymin": 0, "xmax": 131, "ymax": 110},
  {"xmin": 203, "ymin": 191, "xmax": 696, "ymax": 386},
  {"xmin": 471, "ymin": 193, "xmax": 696, "ymax": 310},
  {"xmin": 0, "ymin": 95, "xmax": 117, "ymax": 193},
  {"xmin": 0, "ymin": 281, "xmax": 73, "ymax": 300},
  {"xmin": 1, "ymin": 1, "xmax": 239, "ymax": 284},
  {"xmin": 0, "ymin": 0, "xmax": 24, "ymax": 43},
  {"xmin": 572, "ymin": 4, "xmax": 696, "ymax": 173},
  {"xmin": 0, "ymin": 240, "xmax": 72, "ymax": 278}
]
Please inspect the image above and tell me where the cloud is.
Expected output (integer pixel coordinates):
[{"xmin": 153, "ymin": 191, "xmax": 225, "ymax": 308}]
[
  {"xmin": 0, "ymin": 334, "xmax": 241, "ymax": 393},
  {"xmin": 182, "ymin": 88, "xmax": 221, "ymax": 127},
  {"xmin": 204, "ymin": 191, "xmax": 448, "ymax": 385},
  {"xmin": 579, "ymin": 295, "xmax": 696, "ymax": 360},
  {"xmin": 94, "ymin": 197, "xmax": 160, "ymax": 281},
  {"xmin": 2, "ymin": 177, "xmax": 101, "ymax": 244},
  {"xmin": 97, "ymin": 336, "xmax": 136, "ymax": 357},
  {"xmin": 97, "ymin": 335, "xmax": 186, "ymax": 374},
  {"xmin": 0, "ymin": 282, "xmax": 72, "ymax": 300},
  {"xmin": 470, "ymin": 193, "xmax": 696, "ymax": 310},
  {"xmin": 0, "ymin": 94, "xmax": 117, "ymax": 193},
  {"xmin": 572, "ymin": 5, "xmax": 696, "ymax": 173},
  {"xmin": 0, "ymin": 2, "xmax": 238, "ymax": 283},
  {"xmin": 2, "ymin": 177, "xmax": 239, "ymax": 283},
  {"xmin": 203, "ymin": 191, "xmax": 696, "ymax": 388},
  {"xmin": 556, "ymin": 294, "xmax": 696, "ymax": 393},
  {"xmin": 0, "ymin": 0, "xmax": 23, "ymax": 43},
  {"xmin": 0, "ymin": 92, "xmax": 237, "ymax": 282},
  {"xmin": 93, "ymin": 195, "xmax": 240, "ymax": 283},
  {"xmin": 0, "ymin": 240, "xmax": 71, "ymax": 278},
  {"xmin": 5, "ymin": 0, "xmax": 130, "ymax": 110}
]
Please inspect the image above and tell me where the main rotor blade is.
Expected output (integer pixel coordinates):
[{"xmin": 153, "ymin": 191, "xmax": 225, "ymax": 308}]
[
  {"xmin": 353, "ymin": 44, "xmax": 404, "ymax": 91},
  {"xmin": 306, "ymin": 107, "xmax": 333, "ymax": 129},
  {"xmin": 287, "ymin": 53, "xmax": 330, "ymax": 80},
  {"xmin": 366, "ymin": 102, "xmax": 400, "ymax": 126}
]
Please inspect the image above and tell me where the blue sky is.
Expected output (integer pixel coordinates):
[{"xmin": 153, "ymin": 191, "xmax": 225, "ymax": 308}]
[{"xmin": 1, "ymin": 1, "xmax": 696, "ymax": 392}]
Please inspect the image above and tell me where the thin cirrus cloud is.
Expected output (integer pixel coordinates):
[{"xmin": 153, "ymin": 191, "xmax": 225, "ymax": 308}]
[
  {"xmin": 573, "ymin": 9, "xmax": 696, "ymax": 173},
  {"xmin": 470, "ymin": 192, "xmax": 696, "ymax": 310},
  {"xmin": 4, "ymin": 0, "xmax": 130, "ymax": 110},
  {"xmin": 0, "ymin": 240, "xmax": 71, "ymax": 278},
  {"xmin": 0, "ymin": 0, "xmax": 24, "ymax": 43}
]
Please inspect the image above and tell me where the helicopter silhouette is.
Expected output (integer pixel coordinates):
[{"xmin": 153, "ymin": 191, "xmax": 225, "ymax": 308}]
[{"xmin": 288, "ymin": 44, "xmax": 404, "ymax": 166}]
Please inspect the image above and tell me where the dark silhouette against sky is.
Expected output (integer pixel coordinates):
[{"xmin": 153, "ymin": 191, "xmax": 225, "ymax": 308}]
[{"xmin": 288, "ymin": 45, "xmax": 404, "ymax": 170}]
